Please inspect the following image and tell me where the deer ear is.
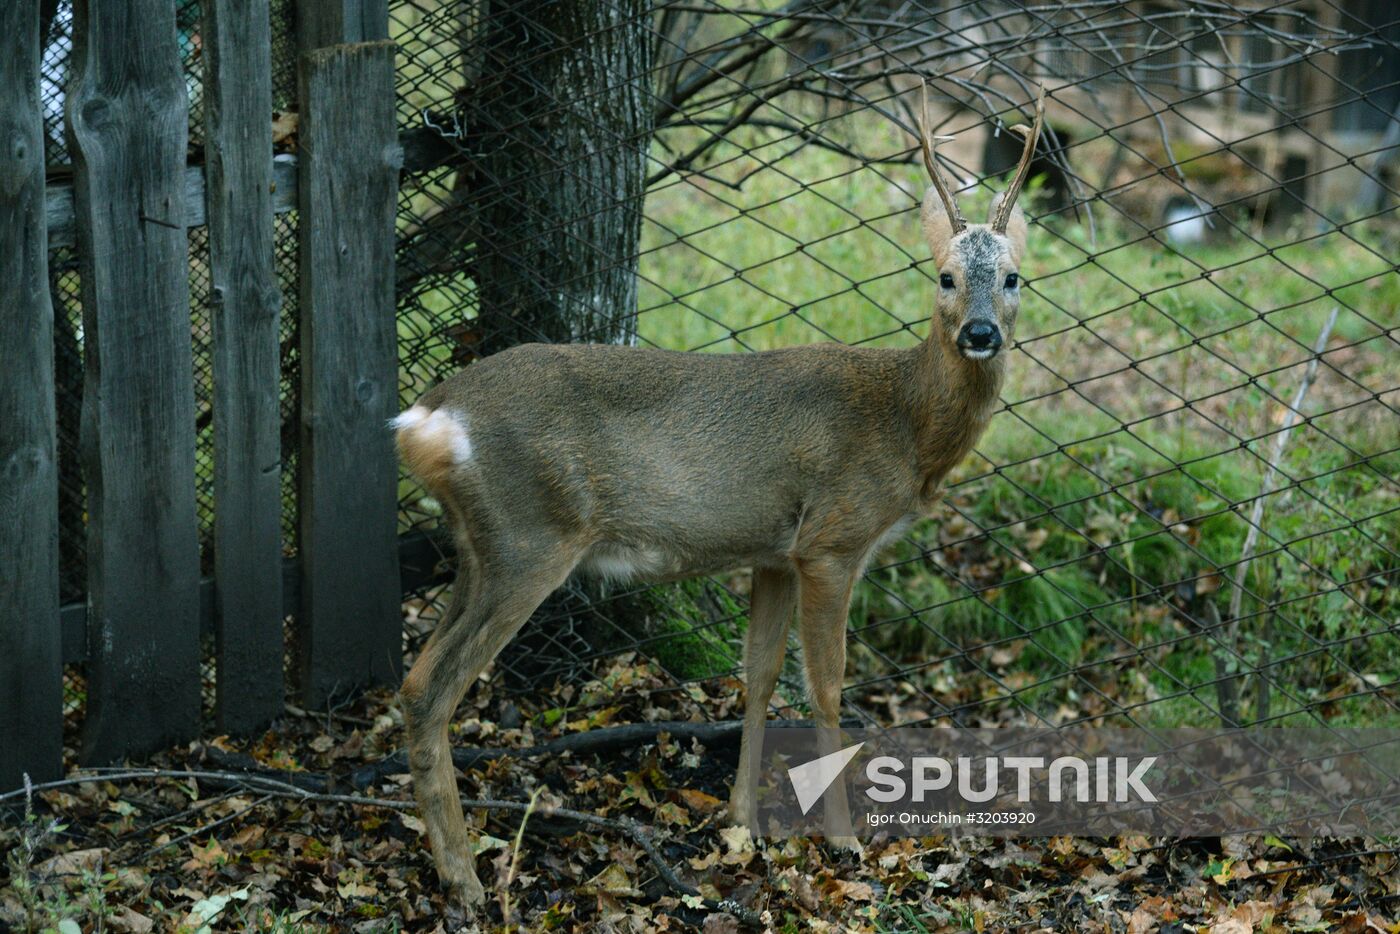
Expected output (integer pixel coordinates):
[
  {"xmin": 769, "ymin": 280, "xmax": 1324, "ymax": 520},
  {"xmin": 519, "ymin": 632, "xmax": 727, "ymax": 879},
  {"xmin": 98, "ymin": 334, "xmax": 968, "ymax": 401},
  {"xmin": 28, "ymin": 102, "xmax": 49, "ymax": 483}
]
[
  {"xmin": 988, "ymin": 192, "xmax": 1028, "ymax": 265},
  {"xmin": 921, "ymin": 186, "xmax": 957, "ymax": 265}
]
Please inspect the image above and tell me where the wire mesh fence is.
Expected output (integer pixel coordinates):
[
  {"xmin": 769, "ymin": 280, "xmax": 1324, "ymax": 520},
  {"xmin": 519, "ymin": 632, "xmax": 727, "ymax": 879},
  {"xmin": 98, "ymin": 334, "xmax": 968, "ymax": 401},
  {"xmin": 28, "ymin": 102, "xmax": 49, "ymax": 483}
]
[
  {"xmin": 391, "ymin": 0, "xmax": 1399, "ymax": 741},
  {"xmin": 35, "ymin": 0, "xmax": 1398, "ymax": 770}
]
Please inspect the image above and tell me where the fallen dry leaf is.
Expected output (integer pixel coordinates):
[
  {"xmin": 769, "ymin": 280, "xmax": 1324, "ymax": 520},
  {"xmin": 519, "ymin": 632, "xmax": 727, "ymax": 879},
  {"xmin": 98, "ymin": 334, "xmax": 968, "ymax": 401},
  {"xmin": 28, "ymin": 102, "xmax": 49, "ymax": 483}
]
[
  {"xmin": 1127, "ymin": 908, "xmax": 1156, "ymax": 934},
  {"xmin": 108, "ymin": 906, "xmax": 154, "ymax": 934},
  {"xmin": 718, "ymin": 824, "xmax": 755, "ymax": 866},
  {"xmin": 38, "ymin": 846, "xmax": 108, "ymax": 877},
  {"xmin": 579, "ymin": 863, "xmax": 641, "ymax": 898},
  {"xmin": 677, "ymin": 788, "xmax": 723, "ymax": 814},
  {"xmin": 1208, "ymin": 920, "xmax": 1251, "ymax": 934},
  {"xmin": 702, "ymin": 912, "xmax": 740, "ymax": 934}
]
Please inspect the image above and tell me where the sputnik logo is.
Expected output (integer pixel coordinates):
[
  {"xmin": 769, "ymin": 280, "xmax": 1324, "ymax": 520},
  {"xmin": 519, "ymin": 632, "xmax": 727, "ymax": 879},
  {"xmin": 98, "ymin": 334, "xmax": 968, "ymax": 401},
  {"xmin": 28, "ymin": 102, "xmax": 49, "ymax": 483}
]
[{"xmin": 787, "ymin": 742, "xmax": 865, "ymax": 815}]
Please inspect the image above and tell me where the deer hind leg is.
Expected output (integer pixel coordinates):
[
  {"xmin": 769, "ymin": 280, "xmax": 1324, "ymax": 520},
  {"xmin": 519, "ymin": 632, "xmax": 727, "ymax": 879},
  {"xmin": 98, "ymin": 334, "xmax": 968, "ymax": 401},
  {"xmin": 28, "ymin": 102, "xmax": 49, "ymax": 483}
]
[
  {"xmin": 730, "ymin": 565, "xmax": 798, "ymax": 829},
  {"xmin": 795, "ymin": 557, "xmax": 862, "ymax": 852},
  {"xmin": 400, "ymin": 544, "xmax": 580, "ymax": 907}
]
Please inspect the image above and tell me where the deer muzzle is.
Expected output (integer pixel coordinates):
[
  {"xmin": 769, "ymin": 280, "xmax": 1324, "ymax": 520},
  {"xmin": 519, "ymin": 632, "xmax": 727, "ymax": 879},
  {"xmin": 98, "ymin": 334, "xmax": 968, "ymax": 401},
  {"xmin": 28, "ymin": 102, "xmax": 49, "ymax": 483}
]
[{"xmin": 957, "ymin": 320, "xmax": 1002, "ymax": 360}]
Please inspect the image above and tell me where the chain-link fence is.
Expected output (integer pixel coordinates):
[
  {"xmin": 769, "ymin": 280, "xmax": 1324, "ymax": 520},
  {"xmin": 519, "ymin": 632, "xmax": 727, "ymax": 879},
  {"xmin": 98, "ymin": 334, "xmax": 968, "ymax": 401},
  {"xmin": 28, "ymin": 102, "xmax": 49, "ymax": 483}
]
[
  {"xmin": 38, "ymin": 0, "xmax": 1397, "ymax": 775},
  {"xmin": 390, "ymin": 0, "xmax": 1399, "ymax": 746}
]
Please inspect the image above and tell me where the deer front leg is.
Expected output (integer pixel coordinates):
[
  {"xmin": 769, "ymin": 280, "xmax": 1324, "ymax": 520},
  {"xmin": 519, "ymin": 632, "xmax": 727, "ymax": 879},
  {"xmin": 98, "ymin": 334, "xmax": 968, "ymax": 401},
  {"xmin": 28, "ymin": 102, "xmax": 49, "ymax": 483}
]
[
  {"xmin": 796, "ymin": 557, "xmax": 862, "ymax": 852},
  {"xmin": 730, "ymin": 565, "xmax": 797, "ymax": 829}
]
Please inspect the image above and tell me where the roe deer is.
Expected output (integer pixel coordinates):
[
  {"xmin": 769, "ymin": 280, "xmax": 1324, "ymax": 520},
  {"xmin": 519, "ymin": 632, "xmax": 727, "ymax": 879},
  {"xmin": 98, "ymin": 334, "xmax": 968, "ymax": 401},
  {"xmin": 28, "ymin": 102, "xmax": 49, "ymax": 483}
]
[{"xmin": 394, "ymin": 89, "xmax": 1044, "ymax": 907}]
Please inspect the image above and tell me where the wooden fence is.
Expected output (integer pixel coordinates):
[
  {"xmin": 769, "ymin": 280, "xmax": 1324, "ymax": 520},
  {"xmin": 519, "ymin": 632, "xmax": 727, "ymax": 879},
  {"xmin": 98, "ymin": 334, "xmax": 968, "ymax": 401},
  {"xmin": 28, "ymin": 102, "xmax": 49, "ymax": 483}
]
[{"xmin": 1, "ymin": 0, "xmax": 406, "ymax": 787}]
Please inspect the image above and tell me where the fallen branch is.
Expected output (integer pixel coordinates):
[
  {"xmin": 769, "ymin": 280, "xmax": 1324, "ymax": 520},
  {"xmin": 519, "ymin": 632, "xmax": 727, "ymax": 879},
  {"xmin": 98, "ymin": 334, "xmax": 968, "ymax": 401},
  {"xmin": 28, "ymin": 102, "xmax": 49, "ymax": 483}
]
[
  {"xmin": 352, "ymin": 719, "xmax": 740, "ymax": 789},
  {"xmin": 180, "ymin": 716, "xmax": 850, "ymax": 798},
  {"xmin": 1, "ymin": 767, "xmax": 762, "ymax": 926},
  {"xmin": 346, "ymin": 717, "xmax": 856, "ymax": 790}
]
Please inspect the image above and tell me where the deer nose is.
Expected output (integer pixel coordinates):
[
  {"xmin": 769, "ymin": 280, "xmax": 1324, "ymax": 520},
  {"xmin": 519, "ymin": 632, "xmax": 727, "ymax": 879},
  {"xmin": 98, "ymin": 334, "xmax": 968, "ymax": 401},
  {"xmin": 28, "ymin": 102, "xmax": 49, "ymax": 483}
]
[{"xmin": 957, "ymin": 321, "xmax": 1002, "ymax": 354}]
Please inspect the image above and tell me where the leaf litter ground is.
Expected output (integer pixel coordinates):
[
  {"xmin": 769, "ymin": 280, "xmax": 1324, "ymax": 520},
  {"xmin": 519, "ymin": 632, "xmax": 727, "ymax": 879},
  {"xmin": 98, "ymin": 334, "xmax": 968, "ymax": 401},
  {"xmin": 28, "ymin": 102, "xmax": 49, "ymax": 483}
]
[{"xmin": 3, "ymin": 654, "xmax": 1397, "ymax": 932}]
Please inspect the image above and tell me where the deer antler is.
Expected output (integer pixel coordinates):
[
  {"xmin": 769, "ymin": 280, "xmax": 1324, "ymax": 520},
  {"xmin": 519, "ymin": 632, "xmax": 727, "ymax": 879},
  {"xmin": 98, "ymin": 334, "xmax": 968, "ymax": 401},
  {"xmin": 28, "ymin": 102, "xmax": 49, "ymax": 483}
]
[
  {"xmin": 918, "ymin": 82, "xmax": 966, "ymax": 235},
  {"xmin": 990, "ymin": 85, "xmax": 1046, "ymax": 234}
]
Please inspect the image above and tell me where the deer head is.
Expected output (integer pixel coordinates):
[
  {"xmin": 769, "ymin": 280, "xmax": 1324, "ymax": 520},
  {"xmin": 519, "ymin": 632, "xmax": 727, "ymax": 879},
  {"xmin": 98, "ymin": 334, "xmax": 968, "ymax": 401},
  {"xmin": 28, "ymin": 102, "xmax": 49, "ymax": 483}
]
[{"xmin": 917, "ymin": 86, "xmax": 1044, "ymax": 361}]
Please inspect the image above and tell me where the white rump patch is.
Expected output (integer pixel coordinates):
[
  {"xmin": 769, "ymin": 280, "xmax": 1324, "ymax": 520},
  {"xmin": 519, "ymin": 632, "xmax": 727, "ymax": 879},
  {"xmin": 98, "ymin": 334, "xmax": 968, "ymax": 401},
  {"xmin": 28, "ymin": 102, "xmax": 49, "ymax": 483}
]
[
  {"xmin": 391, "ymin": 404, "xmax": 473, "ymax": 463},
  {"xmin": 389, "ymin": 406, "xmax": 429, "ymax": 431}
]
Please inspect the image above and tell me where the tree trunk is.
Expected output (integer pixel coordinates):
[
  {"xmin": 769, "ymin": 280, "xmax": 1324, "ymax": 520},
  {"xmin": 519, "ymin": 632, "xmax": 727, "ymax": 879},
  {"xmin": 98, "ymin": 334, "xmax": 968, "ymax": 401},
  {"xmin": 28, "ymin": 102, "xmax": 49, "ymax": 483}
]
[
  {"xmin": 447, "ymin": 0, "xmax": 657, "ymax": 682},
  {"xmin": 466, "ymin": 0, "xmax": 653, "ymax": 353}
]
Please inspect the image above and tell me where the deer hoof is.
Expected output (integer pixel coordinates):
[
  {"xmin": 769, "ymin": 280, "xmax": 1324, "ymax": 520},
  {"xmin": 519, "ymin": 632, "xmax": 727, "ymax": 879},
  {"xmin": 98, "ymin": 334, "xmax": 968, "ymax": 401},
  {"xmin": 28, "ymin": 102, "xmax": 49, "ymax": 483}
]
[
  {"xmin": 447, "ymin": 872, "xmax": 487, "ymax": 908},
  {"xmin": 827, "ymin": 835, "xmax": 864, "ymax": 857}
]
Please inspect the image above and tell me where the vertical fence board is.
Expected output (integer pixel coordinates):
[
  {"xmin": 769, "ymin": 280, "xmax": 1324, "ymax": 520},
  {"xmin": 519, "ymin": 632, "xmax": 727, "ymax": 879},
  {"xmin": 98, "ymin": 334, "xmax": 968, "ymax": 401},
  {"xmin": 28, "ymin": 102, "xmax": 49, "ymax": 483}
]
[
  {"xmin": 205, "ymin": 0, "xmax": 285, "ymax": 733},
  {"xmin": 297, "ymin": 0, "xmax": 388, "ymax": 55},
  {"xmin": 0, "ymin": 0, "xmax": 62, "ymax": 789},
  {"xmin": 296, "ymin": 40, "xmax": 402, "ymax": 704},
  {"xmin": 69, "ymin": 0, "xmax": 201, "ymax": 763}
]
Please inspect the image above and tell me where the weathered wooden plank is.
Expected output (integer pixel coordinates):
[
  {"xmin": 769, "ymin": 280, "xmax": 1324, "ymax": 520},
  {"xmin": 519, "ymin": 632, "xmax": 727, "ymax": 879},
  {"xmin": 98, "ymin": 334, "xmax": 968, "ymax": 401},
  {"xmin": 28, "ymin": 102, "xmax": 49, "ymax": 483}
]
[
  {"xmin": 206, "ymin": 0, "xmax": 284, "ymax": 734},
  {"xmin": 296, "ymin": 40, "xmax": 403, "ymax": 704},
  {"xmin": 0, "ymin": 0, "xmax": 62, "ymax": 789},
  {"xmin": 297, "ymin": 0, "xmax": 388, "ymax": 53},
  {"xmin": 58, "ymin": 529, "xmax": 452, "ymax": 665},
  {"xmin": 68, "ymin": 0, "xmax": 201, "ymax": 763},
  {"xmin": 46, "ymin": 158, "xmax": 299, "ymax": 250}
]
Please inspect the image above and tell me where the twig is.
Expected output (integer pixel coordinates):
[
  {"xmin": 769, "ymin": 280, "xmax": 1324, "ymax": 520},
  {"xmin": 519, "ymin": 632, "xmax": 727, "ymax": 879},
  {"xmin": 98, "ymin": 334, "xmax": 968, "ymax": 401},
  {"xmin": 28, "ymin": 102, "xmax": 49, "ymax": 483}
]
[
  {"xmin": 284, "ymin": 702, "xmax": 376, "ymax": 728},
  {"xmin": 655, "ymin": 0, "xmax": 814, "ymax": 123},
  {"xmin": 0, "ymin": 768, "xmax": 317, "ymax": 805},
  {"xmin": 1217, "ymin": 306, "xmax": 1339, "ymax": 724},
  {"xmin": 1, "ymin": 767, "xmax": 764, "ymax": 927},
  {"xmin": 500, "ymin": 786, "xmax": 545, "ymax": 926},
  {"xmin": 1227, "ymin": 306, "xmax": 1340, "ymax": 629},
  {"xmin": 137, "ymin": 794, "xmax": 275, "ymax": 861},
  {"xmin": 648, "ymin": 76, "xmax": 804, "ymax": 188},
  {"xmin": 114, "ymin": 789, "xmax": 241, "ymax": 843}
]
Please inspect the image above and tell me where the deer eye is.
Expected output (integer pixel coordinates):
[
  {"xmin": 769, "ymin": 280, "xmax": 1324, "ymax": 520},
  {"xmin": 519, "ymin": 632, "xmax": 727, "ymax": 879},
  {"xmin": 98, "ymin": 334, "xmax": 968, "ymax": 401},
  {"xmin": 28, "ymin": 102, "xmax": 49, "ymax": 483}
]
[
  {"xmin": 1004, "ymin": 273, "xmax": 1019, "ymax": 289},
  {"xmin": 939, "ymin": 273, "xmax": 955, "ymax": 289}
]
